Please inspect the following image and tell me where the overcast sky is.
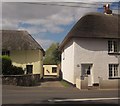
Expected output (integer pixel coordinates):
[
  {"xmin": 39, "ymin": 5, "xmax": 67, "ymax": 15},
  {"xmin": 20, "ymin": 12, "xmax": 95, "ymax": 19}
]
[{"xmin": 1, "ymin": 0, "xmax": 119, "ymax": 50}]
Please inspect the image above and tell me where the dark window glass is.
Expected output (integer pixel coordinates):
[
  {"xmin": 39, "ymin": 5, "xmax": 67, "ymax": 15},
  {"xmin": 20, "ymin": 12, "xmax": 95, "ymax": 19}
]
[
  {"xmin": 2, "ymin": 50, "xmax": 10, "ymax": 56},
  {"xmin": 26, "ymin": 65, "xmax": 33, "ymax": 74},
  {"xmin": 52, "ymin": 67, "xmax": 57, "ymax": 73}
]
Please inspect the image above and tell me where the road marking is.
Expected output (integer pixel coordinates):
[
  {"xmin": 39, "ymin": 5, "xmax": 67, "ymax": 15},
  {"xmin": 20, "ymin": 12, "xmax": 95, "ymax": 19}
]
[{"xmin": 48, "ymin": 97, "xmax": 119, "ymax": 102}]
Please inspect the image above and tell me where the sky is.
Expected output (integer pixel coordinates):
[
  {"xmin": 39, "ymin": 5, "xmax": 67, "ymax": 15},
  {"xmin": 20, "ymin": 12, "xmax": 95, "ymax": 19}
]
[{"xmin": 1, "ymin": 0, "xmax": 119, "ymax": 50}]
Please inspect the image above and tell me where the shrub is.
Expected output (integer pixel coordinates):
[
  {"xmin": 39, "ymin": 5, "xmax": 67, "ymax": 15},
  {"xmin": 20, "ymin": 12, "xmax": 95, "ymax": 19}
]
[
  {"xmin": 11, "ymin": 66, "xmax": 24, "ymax": 75},
  {"xmin": 2, "ymin": 55, "xmax": 12, "ymax": 75},
  {"xmin": 1, "ymin": 55, "xmax": 24, "ymax": 75}
]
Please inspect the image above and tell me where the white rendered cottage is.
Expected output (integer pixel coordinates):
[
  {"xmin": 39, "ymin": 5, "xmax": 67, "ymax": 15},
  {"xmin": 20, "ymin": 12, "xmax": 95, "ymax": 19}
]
[
  {"xmin": 1, "ymin": 30, "xmax": 45, "ymax": 78},
  {"xmin": 59, "ymin": 13, "xmax": 120, "ymax": 89}
]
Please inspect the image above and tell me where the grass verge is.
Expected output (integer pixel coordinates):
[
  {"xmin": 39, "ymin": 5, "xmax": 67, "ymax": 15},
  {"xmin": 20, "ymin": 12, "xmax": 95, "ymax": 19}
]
[{"xmin": 60, "ymin": 80, "xmax": 73, "ymax": 88}]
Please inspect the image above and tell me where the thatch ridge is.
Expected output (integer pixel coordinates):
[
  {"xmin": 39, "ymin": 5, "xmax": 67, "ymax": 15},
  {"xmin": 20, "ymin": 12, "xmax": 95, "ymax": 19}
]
[
  {"xmin": 1, "ymin": 30, "xmax": 45, "ymax": 54},
  {"xmin": 59, "ymin": 12, "xmax": 120, "ymax": 50}
]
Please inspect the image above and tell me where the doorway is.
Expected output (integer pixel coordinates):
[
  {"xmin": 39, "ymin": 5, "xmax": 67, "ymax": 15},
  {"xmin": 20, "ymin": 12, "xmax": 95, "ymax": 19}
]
[
  {"xmin": 26, "ymin": 65, "xmax": 33, "ymax": 74},
  {"xmin": 81, "ymin": 64, "xmax": 93, "ymax": 86}
]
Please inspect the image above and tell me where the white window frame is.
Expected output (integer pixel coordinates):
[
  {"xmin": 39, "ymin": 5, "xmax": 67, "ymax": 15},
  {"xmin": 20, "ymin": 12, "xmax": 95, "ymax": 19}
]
[
  {"xmin": 109, "ymin": 64, "xmax": 120, "ymax": 78},
  {"xmin": 108, "ymin": 40, "xmax": 120, "ymax": 53}
]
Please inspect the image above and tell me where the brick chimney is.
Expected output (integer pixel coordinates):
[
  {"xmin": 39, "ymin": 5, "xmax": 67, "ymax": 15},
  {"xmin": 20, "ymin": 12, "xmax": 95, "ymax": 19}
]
[{"xmin": 103, "ymin": 4, "xmax": 112, "ymax": 15}]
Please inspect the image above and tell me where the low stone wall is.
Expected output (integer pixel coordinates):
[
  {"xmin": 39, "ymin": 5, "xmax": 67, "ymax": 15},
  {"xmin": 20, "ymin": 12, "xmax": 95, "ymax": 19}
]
[
  {"xmin": 2, "ymin": 74, "xmax": 41, "ymax": 86},
  {"xmin": 99, "ymin": 78, "xmax": 120, "ymax": 89}
]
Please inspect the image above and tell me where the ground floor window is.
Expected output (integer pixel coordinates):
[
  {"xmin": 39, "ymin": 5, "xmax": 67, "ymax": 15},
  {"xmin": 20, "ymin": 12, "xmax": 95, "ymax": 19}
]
[
  {"xmin": 109, "ymin": 64, "xmax": 119, "ymax": 78},
  {"xmin": 26, "ymin": 65, "xmax": 33, "ymax": 74},
  {"xmin": 52, "ymin": 67, "xmax": 57, "ymax": 73}
]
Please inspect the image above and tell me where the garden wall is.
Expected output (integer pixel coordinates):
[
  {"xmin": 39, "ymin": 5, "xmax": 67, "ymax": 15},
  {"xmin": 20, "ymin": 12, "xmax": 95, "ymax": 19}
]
[{"xmin": 2, "ymin": 74, "xmax": 41, "ymax": 86}]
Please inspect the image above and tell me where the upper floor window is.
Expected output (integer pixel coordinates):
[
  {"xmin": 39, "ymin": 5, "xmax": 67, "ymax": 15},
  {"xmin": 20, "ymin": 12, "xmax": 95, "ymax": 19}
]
[
  {"xmin": 108, "ymin": 40, "xmax": 120, "ymax": 54},
  {"xmin": 109, "ymin": 64, "xmax": 119, "ymax": 78},
  {"xmin": 2, "ymin": 50, "xmax": 10, "ymax": 56}
]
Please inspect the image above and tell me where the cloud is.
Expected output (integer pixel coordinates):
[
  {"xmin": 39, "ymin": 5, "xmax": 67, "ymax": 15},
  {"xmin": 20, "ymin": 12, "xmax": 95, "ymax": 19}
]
[
  {"xmin": 36, "ymin": 38, "xmax": 55, "ymax": 50},
  {"xmin": 2, "ymin": 2, "xmax": 75, "ymax": 33},
  {"xmin": 2, "ymin": 19, "xmax": 19, "ymax": 29},
  {"xmin": 1, "ymin": 2, "xmax": 97, "ymax": 49},
  {"xmin": 2, "ymin": 1, "xmax": 118, "ymax": 49},
  {"xmin": 2, "ymin": 2, "xmax": 97, "ymax": 33}
]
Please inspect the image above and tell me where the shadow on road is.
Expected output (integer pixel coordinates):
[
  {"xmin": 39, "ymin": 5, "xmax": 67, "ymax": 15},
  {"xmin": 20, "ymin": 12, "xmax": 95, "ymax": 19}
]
[{"xmin": 41, "ymin": 76, "xmax": 60, "ymax": 82}]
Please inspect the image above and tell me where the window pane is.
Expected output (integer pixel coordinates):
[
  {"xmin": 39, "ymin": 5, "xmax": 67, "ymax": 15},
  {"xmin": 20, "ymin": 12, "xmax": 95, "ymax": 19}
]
[
  {"xmin": 109, "ymin": 64, "xmax": 112, "ymax": 77},
  {"xmin": 113, "ymin": 41, "xmax": 118, "ymax": 52},
  {"xmin": 114, "ymin": 65, "xmax": 118, "ymax": 76},
  {"xmin": 52, "ymin": 67, "xmax": 57, "ymax": 73},
  {"xmin": 2, "ymin": 50, "xmax": 10, "ymax": 56},
  {"xmin": 108, "ymin": 41, "xmax": 112, "ymax": 52}
]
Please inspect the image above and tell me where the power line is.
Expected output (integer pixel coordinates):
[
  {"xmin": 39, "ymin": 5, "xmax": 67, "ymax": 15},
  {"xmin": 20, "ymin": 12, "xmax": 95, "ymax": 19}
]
[
  {"xmin": 22, "ymin": 2, "xmax": 119, "ymax": 10},
  {"xmin": 23, "ymin": 2, "xmax": 97, "ymax": 8},
  {"xmin": 4, "ymin": 2, "xmax": 119, "ymax": 10}
]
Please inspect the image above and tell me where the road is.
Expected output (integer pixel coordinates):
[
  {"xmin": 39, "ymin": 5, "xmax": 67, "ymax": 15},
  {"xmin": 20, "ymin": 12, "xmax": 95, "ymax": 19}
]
[{"xmin": 2, "ymin": 79, "xmax": 120, "ymax": 105}]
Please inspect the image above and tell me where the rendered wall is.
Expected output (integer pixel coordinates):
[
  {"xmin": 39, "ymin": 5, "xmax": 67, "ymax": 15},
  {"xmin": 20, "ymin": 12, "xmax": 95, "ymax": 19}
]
[
  {"xmin": 43, "ymin": 65, "xmax": 57, "ymax": 76},
  {"xmin": 61, "ymin": 39, "xmax": 75, "ymax": 84},
  {"xmin": 10, "ymin": 50, "xmax": 43, "ymax": 78},
  {"xmin": 74, "ymin": 38, "xmax": 119, "ymax": 85}
]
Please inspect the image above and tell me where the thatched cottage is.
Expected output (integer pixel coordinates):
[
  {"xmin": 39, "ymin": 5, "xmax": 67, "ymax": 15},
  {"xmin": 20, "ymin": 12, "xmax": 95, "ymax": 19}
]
[
  {"xmin": 1, "ymin": 30, "xmax": 45, "ymax": 78},
  {"xmin": 59, "ymin": 12, "xmax": 120, "ymax": 89}
]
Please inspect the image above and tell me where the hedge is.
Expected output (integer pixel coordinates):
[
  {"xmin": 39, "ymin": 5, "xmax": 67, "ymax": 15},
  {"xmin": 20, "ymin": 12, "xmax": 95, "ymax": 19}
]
[{"xmin": 1, "ymin": 55, "xmax": 24, "ymax": 75}]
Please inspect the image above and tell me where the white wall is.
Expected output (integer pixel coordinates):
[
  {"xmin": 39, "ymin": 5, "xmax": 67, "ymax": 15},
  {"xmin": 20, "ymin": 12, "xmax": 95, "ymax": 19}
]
[
  {"xmin": 10, "ymin": 50, "xmax": 43, "ymax": 77},
  {"xmin": 74, "ymin": 38, "xmax": 118, "ymax": 84},
  {"xmin": 43, "ymin": 65, "xmax": 57, "ymax": 76},
  {"xmin": 61, "ymin": 39, "xmax": 75, "ymax": 84}
]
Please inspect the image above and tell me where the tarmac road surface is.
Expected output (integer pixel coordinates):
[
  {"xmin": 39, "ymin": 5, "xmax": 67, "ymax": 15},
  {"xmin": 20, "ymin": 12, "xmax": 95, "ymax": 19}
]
[{"xmin": 2, "ymin": 78, "xmax": 120, "ymax": 105}]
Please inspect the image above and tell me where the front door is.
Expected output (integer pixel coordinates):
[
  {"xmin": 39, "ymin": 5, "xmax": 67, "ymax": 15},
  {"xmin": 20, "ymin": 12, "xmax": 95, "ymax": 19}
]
[
  {"xmin": 26, "ymin": 65, "xmax": 33, "ymax": 74},
  {"xmin": 81, "ymin": 64, "xmax": 93, "ymax": 86}
]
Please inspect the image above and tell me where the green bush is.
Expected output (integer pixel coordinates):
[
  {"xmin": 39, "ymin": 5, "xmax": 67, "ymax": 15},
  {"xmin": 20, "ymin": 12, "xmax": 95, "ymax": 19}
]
[
  {"xmin": 2, "ymin": 55, "xmax": 12, "ymax": 75},
  {"xmin": 1, "ymin": 55, "xmax": 24, "ymax": 75},
  {"xmin": 11, "ymin": 66, "xmax": 24, "ymax": 75}
]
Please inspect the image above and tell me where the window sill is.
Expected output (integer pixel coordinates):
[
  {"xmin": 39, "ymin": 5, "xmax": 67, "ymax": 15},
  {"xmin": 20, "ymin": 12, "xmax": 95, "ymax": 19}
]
[
  {"xmin": 108, "ymin": 52, "xmax": 120, "ymax": 55},
  {"xmin": 109, "ymin": 77, "xmax": 120, "ymax": 79}
]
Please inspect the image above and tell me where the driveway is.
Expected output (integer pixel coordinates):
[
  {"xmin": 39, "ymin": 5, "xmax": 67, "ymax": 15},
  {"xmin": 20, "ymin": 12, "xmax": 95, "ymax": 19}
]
[{"xmin": 40, "ymin": 76, "xmax": 65, "ymax": 88}]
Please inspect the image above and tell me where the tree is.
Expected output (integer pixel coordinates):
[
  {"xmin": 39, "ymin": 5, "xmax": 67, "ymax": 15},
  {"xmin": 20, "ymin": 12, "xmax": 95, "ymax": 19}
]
[{"xmin": 43, "ymin": 43, "xmax": 61, "ymax": 65}]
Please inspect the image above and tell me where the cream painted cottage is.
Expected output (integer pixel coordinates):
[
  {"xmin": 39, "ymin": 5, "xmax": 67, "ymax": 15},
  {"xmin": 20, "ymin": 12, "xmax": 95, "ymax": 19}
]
[
  {"xmin": 1, "ymin": 30, "xmax": 45, "ymax": 78},
  {"xmin": 59, "ymin": 13, "xmax": 120, "ymax": 89}
]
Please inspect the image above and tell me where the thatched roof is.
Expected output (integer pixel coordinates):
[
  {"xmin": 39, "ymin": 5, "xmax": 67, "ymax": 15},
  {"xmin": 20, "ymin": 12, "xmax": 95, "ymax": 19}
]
[
  {"xmin": 1, "ymin": 30, "xmax": 45, "ymax": 54},
  {"xmin": 59, "ymin": 12, "xmax": 120, "ymax": 50}
]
